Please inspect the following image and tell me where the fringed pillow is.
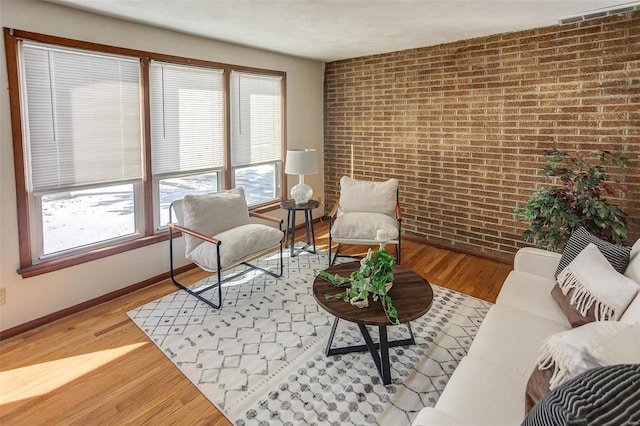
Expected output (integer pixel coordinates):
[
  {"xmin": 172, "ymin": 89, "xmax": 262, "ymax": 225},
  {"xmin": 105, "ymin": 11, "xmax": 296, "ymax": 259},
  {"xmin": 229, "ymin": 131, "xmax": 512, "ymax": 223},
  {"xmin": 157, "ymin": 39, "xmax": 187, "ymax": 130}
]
[{"xmin": 556, "ymin": 243, "xmax": 638, "ymax": 322}]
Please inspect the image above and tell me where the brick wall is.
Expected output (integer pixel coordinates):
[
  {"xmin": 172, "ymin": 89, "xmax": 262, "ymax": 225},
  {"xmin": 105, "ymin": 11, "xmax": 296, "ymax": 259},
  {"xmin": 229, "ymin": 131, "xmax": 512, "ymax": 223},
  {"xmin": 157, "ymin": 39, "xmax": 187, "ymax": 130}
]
[{"xmin": 324, "ymin": 12, "xmax": 640, "ymax": 258}]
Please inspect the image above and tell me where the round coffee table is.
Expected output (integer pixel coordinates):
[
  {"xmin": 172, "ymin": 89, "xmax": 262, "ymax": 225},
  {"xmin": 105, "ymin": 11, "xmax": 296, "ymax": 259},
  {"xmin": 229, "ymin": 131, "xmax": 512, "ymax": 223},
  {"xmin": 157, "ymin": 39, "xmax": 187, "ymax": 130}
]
[{"xmin": 313, "ymin": 261, "xmax": 433, "ymax": 385}]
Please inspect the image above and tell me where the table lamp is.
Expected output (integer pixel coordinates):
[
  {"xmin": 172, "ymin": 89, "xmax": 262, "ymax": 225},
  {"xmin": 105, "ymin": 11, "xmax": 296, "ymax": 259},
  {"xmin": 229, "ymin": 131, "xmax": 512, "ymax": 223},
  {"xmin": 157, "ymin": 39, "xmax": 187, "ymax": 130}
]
[{"xmin": 285, "ymin": 148, "xmax": 318, "ymax": 204}]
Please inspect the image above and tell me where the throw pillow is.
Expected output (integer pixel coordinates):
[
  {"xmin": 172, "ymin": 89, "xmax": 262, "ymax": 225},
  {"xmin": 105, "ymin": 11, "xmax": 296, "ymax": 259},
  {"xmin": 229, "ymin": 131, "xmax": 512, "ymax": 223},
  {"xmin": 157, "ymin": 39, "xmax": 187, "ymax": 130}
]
[
  {"xmin": 550, "ymin": 284, "xmax": 596, "ymax": 328},
  {"xmin": 524, "ymin": 365, "xmax": 554, "ymax": 415},
  {"xmin": 339, "ymin": 176, "xmax": 398, "ymax": 217},
  {"xmin": 535, "ymin": 321, "xmax": 639, "ymax": 390},
  {"xmin": 556, "ymin": 243, "xmax": 638, "ymax": 321},
  {"xmin": 182, "ymin": 187, "xmax": 250, "ymax": 255},
  {"xmin": 522, "ymin": 364, "xmax": 640, "ymax": 426},
  {"xmin": 554, "ymin": 226, "xmax": 631, "ymax": 279}
]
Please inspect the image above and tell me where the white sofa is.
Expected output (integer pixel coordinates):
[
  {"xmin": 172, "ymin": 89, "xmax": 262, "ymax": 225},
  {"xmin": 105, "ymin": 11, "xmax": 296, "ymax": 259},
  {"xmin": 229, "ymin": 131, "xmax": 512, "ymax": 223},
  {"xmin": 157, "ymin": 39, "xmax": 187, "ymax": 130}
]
[{"xmin": 413, "ymin": 238, "xmax": 640, "ymax": 426}]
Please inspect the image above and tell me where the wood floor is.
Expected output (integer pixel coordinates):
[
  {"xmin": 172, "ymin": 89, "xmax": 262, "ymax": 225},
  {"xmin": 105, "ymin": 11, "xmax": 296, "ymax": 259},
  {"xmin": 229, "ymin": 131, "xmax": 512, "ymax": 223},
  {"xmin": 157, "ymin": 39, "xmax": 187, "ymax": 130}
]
[{"xmin": 0, "ymin": 222, "xmax": 512, "ymax": 425}]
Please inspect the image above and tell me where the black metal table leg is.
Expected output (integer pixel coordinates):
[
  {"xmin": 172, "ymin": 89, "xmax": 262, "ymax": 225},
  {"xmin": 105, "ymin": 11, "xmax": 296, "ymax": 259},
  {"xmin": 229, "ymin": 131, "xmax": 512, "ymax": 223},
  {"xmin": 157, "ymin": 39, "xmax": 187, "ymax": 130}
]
[{"xmin": 289, "ymin": 209, "xmax": 296, "ymax": 257}]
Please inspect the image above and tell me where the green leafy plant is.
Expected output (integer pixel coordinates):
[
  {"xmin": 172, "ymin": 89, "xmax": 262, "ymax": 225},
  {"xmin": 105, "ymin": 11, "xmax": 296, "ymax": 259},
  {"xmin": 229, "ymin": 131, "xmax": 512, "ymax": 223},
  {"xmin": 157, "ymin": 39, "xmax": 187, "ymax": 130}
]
[
  {"xmin": 514, "ymin": 148, "xmax": 629, "ymax": 252},
  {"xmin": 317, "ymin": 248, "xmax": 399, "ymax": 325}
]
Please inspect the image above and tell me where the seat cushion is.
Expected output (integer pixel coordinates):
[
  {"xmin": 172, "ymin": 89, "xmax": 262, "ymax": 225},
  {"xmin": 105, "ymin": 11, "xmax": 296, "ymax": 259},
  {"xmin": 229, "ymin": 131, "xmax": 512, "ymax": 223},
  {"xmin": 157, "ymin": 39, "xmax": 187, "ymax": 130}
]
[
  {"xmin": 189, "ymin": 223, "xmax": 283, "ymax": 271},
  {"xmin": 331, "ymin": 212, "xmax": 399, "ymax": 241},
  {"xmin": 496, "ymin": 271, "xmax": 569, "ymax": 326},
  {"xmin": 412, "ymin": 407, "xmax": 462, "ymax": 426},
  {"xmin": 339, "ymin": 176, "xmax": 398, "ymax": 216},
  {"xmin": 468, "ymin": 304, "xmax": 569, "ymax": 377},
  {"xmin": 180, "ymin": 187, "xmax": 251, "ymax": 255},
  {"xmin": 434, "ymin": 356, "xmax": 527, "ymax": 426}
]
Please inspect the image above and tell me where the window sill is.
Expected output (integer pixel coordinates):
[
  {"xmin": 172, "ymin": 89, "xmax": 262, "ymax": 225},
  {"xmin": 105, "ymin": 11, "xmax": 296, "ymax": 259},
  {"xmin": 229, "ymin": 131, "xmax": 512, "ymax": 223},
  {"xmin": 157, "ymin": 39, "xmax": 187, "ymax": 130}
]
[
  {"xmin": 17, "ymin": 233, "xmax": 172, "ymax": 278},
  {"xmin": 16, "ymin": 203, "xmax": 283, "ymax": 278}
]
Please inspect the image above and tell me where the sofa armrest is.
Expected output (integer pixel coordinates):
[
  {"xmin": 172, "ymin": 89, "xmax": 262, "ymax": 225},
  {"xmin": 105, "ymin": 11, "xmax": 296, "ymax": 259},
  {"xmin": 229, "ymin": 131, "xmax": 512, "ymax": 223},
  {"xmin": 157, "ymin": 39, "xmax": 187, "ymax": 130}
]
[
  {"xmin": 514, "ymin": 247, "xmax": 562, "ymax": 279},
  {"xmin": 412, "ymin": 407, "xmax": 463, "ymax": 426}
]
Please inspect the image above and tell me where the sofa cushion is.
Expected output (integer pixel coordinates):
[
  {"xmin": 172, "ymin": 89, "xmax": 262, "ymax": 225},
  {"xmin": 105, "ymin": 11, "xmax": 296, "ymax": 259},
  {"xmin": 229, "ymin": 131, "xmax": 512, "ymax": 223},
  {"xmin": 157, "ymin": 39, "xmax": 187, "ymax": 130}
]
[
  {"xmin": 411, "ymin": 407, "xmax": 462, "ymax": 426},
  {"xmin": 435, "ymin": 356, "xmax": 528, "ymax": 426},
  {"xmin": 620, "ymin": 292, "xmax": 640, "ymax": 323},
  {"xmin": 554, "ymin": 226, "xmax": 631, "ymax": 278},
  {"xmin": 624, "ymin": 240, "xmax": 640, "ymax": 283},
  {"xmin": 496, "ymin": 271, "xmax": 569, "ymax": 326},
  {"xmin": 468, "ymin": 304, "xmax": 569, "ymax": 377},
  {"xmin": 556, "ymin": 243, "xmax": 638, "ymax": 321},
  {"xmin": 550, "ymin": 284, "xmax": 596, "ymax": 328}
]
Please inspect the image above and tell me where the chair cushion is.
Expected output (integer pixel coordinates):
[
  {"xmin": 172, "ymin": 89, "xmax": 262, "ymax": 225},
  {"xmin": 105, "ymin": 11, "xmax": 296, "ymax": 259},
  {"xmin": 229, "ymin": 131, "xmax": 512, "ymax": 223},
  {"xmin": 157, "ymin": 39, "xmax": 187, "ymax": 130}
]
[
  {"xmin": 339, "ymin": 176, "xmax": 398, "ymax": 217},
  {"xmin": 189, "ymin": 223, "xmax": 283, "ymax": 271},
  {"xmin": 624, "ymin": 240, "xmax": 640, "ymax": 283},
  {"xmin": 331, "ymin": 212, "xmax": 399, "ymax": 241},
  {"xmin": 182, "ymin": 187, "xmax": 250, "ymax": 255}
]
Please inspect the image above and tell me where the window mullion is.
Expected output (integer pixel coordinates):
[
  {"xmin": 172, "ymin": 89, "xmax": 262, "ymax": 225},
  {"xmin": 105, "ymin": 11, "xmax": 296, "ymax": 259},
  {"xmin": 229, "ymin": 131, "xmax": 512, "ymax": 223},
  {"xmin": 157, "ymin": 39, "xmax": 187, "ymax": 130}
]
[
  {"xmin": 223, "ymin": 68, "xmax": 232, "ymax": 190},
  {"xmin": 141, "ymin": 57, "xmax": 154, "ymax": 236}
]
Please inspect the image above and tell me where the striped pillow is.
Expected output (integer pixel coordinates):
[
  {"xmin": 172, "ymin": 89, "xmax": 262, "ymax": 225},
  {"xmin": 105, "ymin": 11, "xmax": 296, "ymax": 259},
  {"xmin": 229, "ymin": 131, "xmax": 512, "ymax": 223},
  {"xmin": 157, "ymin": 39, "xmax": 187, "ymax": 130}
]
[
  {"xmin": 555, "ymin": 227, "xmax": 631, "ymax": 279},
  {"xmin": 522, "ymin": 364, "xmax": 640, "ymax": 426}
]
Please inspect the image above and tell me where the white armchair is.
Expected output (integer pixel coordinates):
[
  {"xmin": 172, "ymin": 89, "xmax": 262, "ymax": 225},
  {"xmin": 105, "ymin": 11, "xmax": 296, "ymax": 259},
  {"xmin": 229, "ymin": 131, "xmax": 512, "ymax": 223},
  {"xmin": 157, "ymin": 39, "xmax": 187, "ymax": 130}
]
[
  {"xmin": 168, "ymin": 187, "xmax": 284, "ymax": 309},
  {"xmin": 328, "ymin": 176, "xmax": 402, "ymax": 266}
]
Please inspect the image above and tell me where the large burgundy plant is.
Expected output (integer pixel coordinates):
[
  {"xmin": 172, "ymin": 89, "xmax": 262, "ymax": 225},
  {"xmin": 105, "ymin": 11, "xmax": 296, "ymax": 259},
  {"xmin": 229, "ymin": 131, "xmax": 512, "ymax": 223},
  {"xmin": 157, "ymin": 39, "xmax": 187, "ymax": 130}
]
[{"xmin": 514, "ymin": 148, "xmax": 629, "ymax": 252}]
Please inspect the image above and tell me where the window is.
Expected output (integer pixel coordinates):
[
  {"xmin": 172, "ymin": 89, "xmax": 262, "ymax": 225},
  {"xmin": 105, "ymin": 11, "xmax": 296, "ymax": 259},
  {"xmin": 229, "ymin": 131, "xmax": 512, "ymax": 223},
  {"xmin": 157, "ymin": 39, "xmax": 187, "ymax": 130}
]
[
  {"xmin": 150, "ymin": 62, "xmax": 224, "ymax": 229},
  {"xmin": 20, "ymin": 41, "xmax": 143, "ymax": 260},
  {"xmin": 6, "ymin": 29, "xmax": 286, "ymax": 274},
  {"xmin": 230, "ymin": 72, "xmax": 283, "ymax": 206}
]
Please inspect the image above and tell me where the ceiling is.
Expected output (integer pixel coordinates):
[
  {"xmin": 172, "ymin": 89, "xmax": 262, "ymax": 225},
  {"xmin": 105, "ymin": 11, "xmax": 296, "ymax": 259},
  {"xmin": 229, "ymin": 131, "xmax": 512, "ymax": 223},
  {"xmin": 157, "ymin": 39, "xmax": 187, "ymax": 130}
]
[{"xmin": 47, "ymin": 0, "xmax": 633, "ymax": 62}]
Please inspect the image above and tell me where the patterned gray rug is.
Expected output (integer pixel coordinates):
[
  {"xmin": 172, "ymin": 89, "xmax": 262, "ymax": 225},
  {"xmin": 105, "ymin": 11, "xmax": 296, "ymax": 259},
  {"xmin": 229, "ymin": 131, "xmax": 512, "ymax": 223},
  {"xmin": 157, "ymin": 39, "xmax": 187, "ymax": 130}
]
[{"xmin": 127, "ymin": 246, "xmax": 491, "ymax": 425}]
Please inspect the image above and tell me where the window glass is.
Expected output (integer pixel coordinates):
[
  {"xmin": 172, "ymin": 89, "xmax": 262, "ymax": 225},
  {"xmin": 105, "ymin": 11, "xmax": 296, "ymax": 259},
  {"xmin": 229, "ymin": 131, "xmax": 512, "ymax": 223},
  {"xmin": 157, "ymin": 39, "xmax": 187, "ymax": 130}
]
[
  {"xmin": 41, "ymin": 184, "xmax": 137, "ymax": 256},
  {"xmin": 158, "ymin": 172, "xmax": 219, "ymax": 226},
  {"xmin": 234, "ymin": 164, "xmax": 278, "ymax": 206}
]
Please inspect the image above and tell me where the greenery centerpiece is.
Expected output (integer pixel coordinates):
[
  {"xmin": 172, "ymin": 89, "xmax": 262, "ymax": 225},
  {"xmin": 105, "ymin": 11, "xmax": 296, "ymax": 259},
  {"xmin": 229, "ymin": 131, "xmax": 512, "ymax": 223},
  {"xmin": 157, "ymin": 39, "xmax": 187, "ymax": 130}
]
[
  {"xmin": 317, "ymin": 246, "xmax": 399, "ymax": 325},
  {"xmin": 514, "ymin": 148, "xmax": 629, "ymax": 252}
]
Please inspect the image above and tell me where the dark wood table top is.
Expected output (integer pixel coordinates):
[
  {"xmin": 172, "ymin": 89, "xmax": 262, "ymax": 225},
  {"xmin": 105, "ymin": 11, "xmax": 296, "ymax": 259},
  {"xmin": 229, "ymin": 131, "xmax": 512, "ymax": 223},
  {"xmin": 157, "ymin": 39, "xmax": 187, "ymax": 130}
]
[
  {"xmin": 280, "ymin": 199, "xmax": 320, "ymax": 210},
  {"xmin": 313, "ymin": 261, "xmax": 433, "ymax": 326}
]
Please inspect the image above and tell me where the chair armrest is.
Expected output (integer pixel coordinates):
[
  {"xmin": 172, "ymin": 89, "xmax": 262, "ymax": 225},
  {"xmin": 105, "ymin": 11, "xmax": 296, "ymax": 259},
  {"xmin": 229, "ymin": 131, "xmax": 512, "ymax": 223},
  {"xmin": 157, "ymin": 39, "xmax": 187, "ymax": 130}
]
[
  {"xmin": 167, "ymin": 222, "xmax": 220, "ymax": 245},
  {"xmin": 514, "ymin": 247, "xmax": 562, "ymax": 279},
  {"xmin": 328, "ymin": 200, "xmax": 340, "ymax": 219},
  {"xmin": 396, "ymin": 200, "xmax": 402, "ymax": 221},
  {"xmin": 249, "ymin": 211, "xmax": 283, "ymax": 225}
]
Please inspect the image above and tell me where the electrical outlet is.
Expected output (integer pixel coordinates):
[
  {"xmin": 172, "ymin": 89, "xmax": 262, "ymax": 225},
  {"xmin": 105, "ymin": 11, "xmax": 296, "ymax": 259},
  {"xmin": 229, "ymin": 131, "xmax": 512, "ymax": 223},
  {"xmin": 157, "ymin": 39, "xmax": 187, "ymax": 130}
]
[{"xmin": 0, "ymin": 288, "xmax": 5, "ymax": 305}]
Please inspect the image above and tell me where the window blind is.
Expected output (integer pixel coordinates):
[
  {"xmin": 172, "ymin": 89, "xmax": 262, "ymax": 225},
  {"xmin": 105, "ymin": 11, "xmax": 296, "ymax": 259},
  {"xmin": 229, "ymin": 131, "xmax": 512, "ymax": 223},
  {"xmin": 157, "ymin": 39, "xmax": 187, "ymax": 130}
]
[
  {"xmin": 21, "ymin": 41, "xmax": 142, "ymax": 192},
  {"xmin": 230, "ymin": 72, "xmax": 282, "ymax": 168},
  {"xmin": 150, "ymin": 62, "xmax": 224, "ymax": 175}
]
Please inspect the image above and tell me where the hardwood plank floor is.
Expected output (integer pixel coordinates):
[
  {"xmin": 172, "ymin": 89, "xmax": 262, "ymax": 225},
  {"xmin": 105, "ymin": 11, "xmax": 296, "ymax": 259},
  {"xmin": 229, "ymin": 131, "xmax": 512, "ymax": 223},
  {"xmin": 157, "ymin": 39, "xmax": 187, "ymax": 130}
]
[{"xmin": 0, "ymin": 221, "xmax": 512, "ymax": 425}]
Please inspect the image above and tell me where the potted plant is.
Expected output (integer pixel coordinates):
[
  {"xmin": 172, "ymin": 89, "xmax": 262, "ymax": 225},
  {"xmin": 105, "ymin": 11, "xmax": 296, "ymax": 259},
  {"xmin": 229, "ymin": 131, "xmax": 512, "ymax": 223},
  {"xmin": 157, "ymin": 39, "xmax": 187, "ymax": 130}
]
[
  {"xmin": 514, "ymin": 148, "xmax": 629, "ymax": 252},
  {"xmin": 316, "ymin": 247, "xmax": 399, "ymax": 325}
]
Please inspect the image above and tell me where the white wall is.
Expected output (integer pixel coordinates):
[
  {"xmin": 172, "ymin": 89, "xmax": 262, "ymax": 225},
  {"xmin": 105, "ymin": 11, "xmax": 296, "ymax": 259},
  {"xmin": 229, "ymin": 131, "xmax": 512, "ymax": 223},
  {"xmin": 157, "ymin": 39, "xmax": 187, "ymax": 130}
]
[{"xmin": 0, "ymin": 0, "xmax": 325, "ymax": 331}]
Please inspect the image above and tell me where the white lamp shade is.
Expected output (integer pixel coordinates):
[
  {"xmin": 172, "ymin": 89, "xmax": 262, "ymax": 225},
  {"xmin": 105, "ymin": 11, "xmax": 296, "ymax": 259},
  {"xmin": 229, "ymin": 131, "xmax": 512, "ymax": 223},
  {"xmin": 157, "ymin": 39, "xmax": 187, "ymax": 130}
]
[{"xmin": 285, "ymin": 149, "xmax": 318, "ymax": 175}]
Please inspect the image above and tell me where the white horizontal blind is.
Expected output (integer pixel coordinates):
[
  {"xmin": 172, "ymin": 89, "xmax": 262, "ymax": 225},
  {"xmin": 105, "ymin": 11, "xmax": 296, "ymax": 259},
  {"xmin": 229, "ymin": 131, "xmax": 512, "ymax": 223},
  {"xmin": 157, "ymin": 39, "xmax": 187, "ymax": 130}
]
[
  {"xmin": 150, "ymin": 62, "xmax": 224, "ymax": 175},
  {"xmin": 230, "ymin": 72, "xmax": 282, "ymax": 168},
  {"xmin": 21, "ymin": 41, "xmax": 142, "ymax": 192}
]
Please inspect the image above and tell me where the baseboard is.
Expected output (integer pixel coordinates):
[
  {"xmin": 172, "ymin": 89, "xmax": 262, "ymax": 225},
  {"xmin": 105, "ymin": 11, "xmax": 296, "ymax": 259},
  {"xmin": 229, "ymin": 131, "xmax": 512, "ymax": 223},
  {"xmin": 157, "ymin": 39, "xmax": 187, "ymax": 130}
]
[
  {"xmin": 403, "ymin": 231, "xmax": 513, "ymax": 265},
  {"xmin": 0, "ymin": 263, "xmax": 197, "ymax": 341}
]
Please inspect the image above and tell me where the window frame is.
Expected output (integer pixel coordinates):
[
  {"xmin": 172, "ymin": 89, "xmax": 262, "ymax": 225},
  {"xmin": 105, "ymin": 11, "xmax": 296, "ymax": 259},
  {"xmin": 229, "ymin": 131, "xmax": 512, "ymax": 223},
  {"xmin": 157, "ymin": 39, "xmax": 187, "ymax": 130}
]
[{"xmin": 4, "ymin": 28, "xmax": 287, "ymax": 278}]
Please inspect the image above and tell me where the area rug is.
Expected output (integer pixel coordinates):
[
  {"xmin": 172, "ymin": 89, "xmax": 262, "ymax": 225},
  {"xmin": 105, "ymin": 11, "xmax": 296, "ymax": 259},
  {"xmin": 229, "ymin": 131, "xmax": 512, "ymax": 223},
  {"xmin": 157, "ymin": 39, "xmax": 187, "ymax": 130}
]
[{"xmin": 127, "ymin": 247, "xmax": 492, "ymax": 425}]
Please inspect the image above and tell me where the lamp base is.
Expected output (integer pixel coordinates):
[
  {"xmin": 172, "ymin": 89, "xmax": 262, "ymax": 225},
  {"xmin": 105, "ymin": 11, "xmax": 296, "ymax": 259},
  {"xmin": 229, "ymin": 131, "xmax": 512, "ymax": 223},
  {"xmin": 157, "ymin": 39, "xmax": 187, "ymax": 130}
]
[{"xmin": 291, "ymin": 175, "xmax": 313, "ymax": 204}]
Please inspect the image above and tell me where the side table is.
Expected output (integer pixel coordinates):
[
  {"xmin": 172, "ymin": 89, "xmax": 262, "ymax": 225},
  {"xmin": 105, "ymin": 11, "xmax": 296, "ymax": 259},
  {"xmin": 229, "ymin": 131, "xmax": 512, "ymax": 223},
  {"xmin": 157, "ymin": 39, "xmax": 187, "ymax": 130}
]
[{"xmin": 280, "ymin": 199, "xmax": 320, "ymax": 257}]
